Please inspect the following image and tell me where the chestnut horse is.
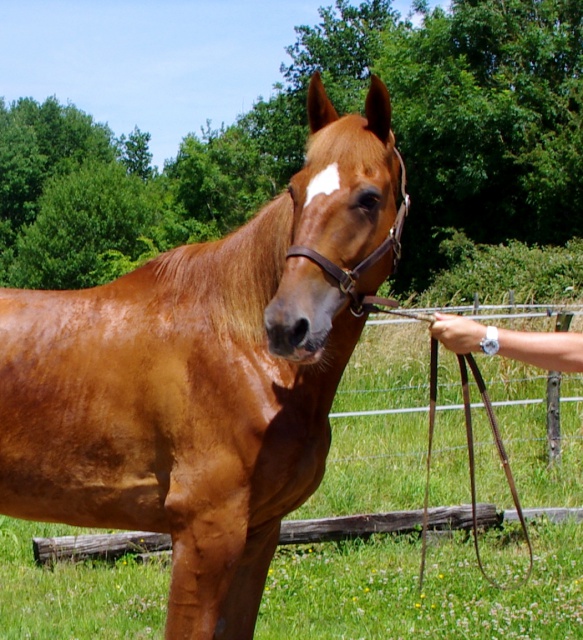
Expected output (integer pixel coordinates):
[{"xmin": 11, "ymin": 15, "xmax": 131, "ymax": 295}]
[{"xmin": 0, "ymin": 74, "xmax": 406, "ymax": 639}]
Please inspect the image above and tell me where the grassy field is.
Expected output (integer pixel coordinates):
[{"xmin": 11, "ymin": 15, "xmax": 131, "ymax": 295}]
[{"xmin": 1, "ymin": 315, "xmax": 582, "ymax": 638}]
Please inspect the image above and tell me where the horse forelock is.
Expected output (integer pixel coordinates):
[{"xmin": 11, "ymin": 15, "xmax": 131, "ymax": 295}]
[{"xmin": 151, "ymin": 192, "xmax": 294, "ymax": 346}]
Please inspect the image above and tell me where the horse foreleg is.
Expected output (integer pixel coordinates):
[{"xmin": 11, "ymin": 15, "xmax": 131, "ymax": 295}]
[
  {"xmin": 214, "ymin": 520, "xmax": 281, "ymax": 640},
  {"xmin": 164, "ymin": 481, "xmax": 250, "ymax": 640}
]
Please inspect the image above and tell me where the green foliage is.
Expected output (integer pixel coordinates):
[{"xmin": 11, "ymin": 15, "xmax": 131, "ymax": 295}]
[
  {"xmin": 282, "ymin": 0, "xmax": 395, "ymax": 86},
  {"xmin": 219, "ymin": 0, "xmax": 401, "ymax": 199},
  {"xmin": 0, "ymin": 88, "xmax": 229, "ymax": 289},
  {"xmin": 91, "ymin": 237, "xmax": 159, "ymax": 286},
  {"xmin": 374, "ymin": 0, "xmax": 583, "ymax": 292},
  {"xmin": 281, "ymin": 0, "xmax": 397, "ymax": 113},
  {"xmin": 165, "ymin": 123, "xmax": 280, "ymax": 234},
  {"xmin": 235, "ymin": 89, "xmax": 308, "ymax": 189},
  {"xmin": 0, "ymin": 97, "xmax": 114, "ymax": 231},
  {"xmin": 450, "ymin": 0, "xmax": 583, "ymax": 243},
  {"xmin": 0, "ymin": 105, "xmax": 45, "ymax": 229},
  {"xmin": 7, "ymin": 162, "xmax": 158, "ymax": 290},
  {"xmin": 117, "ymin": 126, "xmax": 154, "ymax": 181},
  {"xmin": 420, "ymin": 231, "xmax": 583, "ymax": 305}
]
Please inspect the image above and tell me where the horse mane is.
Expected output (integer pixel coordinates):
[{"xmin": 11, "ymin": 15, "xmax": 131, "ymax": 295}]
[{"xmin": 149, "ymin": 192, "xmax": 294, "ymax": 346}]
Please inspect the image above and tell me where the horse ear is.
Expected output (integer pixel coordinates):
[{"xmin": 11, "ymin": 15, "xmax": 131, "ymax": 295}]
[
  {"xmin": 307, "ymin": 72, "xmax": 339, "ymax": 134},
  {"xmin": 365, "ymin": 75, "xmax": 392, "ymax": 145}
]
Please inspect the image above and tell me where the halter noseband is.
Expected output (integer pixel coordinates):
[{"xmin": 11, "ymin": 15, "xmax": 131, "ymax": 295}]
[{"xmin": 285, "ymin": 148, "xmax": 410, "ymax": 316}]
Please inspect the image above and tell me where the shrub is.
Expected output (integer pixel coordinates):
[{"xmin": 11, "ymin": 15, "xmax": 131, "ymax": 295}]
[{"xmin": 419, "ymin": 232, "xmax": 583, "ymax": 306}]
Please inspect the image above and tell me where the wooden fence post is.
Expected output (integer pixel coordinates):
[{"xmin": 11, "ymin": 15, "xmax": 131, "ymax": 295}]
[
  {"xmin": 473, "ymin": 292, "xmax": 480, "ymax": 315},
  {"xmin": 546, "ymin": 312, "xmax": 574, "ymax": 466},
  {"xmin": 508, "ymin": 290, "xmax": 515, "ymax": 311}
]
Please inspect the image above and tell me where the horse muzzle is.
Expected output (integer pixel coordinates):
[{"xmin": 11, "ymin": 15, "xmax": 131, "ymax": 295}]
[{"xmin": 264, "ymin": 295, "xmax": 338, "ymax": 364}]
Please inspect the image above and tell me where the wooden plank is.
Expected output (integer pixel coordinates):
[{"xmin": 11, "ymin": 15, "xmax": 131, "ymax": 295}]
[
  {"xmin": 32, "ymin": 503, "xmax": 500, "ymax": 565},
  {"xmin": 32, "ymin": 531, "xmax": 171, "ymax": 565},
  {"xmin": 278, "ymin": 503, "xmax": 500, "ymax": 544},
  {"xmin": 504, "ymin": 507, "xmax": 583, "ymax": 524}
]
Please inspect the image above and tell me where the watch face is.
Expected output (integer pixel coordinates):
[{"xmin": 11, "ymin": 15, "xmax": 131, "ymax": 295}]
[{"xmin": 481, "ymin": 338, "xmax": 499, "ymax": 355}]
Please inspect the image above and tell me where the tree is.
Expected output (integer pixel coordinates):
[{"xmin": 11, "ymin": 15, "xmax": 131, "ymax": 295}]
[
  {"xmin": 373, "ymin": 0, "xmax": 583, "ymax": 292},
  {"xmin": 8, "ymin": 161, "xmax": 158, "ymax": 290},
  {"xmin": 165, "ymin": 123, "xmax": 279, "ymax": 235},
  {"xmin": 118, "ymin": 126, "xmax": 154, "ymax": 180},
  {"xmin": 22, "ymin": 96, "xmax": 115, "ymax": 174},
  {"xmin": 234, "ymin": 91, "xmax": 307, "ymax": 192},
  {"xmin": 0, "ymin": 105, "xmax": 45, "ymax": 229},
  {"xmin": 0, "ymin": 97, "xmax": 115, "ymax": 233},
  {"xmin": 282, "ymin": 0, "xmax": 397, "ymax": 110},
  {"xmin": 224, "ymin": 0, "xmax": 400, "ymax": 199}
]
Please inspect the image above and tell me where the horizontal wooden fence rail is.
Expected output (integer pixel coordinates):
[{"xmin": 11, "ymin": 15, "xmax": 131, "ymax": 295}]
[
  {"xmin": 504, "ymin": 507, "xmax": 583, "ymax": 524},
  {"xmin": 33, "ymin": 504, "xmax": 500, "ymax": 565},
  {"xmin": 32, "ymin": 505, "xmax": 583, "ymax": 565}
]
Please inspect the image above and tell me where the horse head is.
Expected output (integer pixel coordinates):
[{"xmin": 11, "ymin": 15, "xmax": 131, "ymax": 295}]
[{"xmin": 264, "ymin": 72, "xmax": 403, "ymax": 364}]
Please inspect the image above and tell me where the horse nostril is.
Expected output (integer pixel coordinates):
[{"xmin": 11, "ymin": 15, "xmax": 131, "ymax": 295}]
[
  {"xmin": 264, "ymin": 303, "xmax": 312, "ymax": 356},
  {"xmin": 289, "ymin": 318, "xmax": 310, "ymax": 348}
]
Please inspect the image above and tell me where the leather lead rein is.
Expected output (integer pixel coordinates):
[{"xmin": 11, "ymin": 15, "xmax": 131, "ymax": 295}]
[
  {"xmin": 371, "ymin": 307, "xmax": 534, "ymax": 591},
  {"xmin": 454, "ymin": 348, "xmax": 534, "ymax": 590},
  {"xmin": 420, "ymin": 338, "xmax": 533, "ymax": 591}
]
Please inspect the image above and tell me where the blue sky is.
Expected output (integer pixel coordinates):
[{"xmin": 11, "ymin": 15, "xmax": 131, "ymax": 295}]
[{"xmin": 1, "ymin": 1, "xmax": 445, "ymax": 169}]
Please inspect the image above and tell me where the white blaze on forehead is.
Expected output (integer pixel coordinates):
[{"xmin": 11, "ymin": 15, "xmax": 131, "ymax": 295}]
[{"xmin": 304, "ymin": 162, "xmax": 340, "ymax": 208}]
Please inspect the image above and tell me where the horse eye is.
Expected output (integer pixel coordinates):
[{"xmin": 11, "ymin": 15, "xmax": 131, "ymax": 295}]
[{"xmin": 356, "ymin": 188, "xmax": 381, "ymax": 215}]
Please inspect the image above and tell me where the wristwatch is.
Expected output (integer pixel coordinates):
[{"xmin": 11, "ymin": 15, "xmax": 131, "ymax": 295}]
[{"xmin": 480, "ymin": 326, "xmax": 500, "ymax": 355}]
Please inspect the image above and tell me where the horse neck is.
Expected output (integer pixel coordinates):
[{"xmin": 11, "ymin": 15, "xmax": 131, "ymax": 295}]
[
  {"xmin": 148, "ymin": 192, "xmax": 294, "ymax": 346},
  {"xmin": 300, "ymin": 310, "xmax": 369, "ymax": 415},
  {"xmin": 141, "ymin": 191, "xmax": 368, "ymax": 407}
]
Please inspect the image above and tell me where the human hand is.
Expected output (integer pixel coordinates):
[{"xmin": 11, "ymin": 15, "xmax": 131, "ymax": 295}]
[{"xmin": 429, "ymin": 312, "xmax": 487, "ymax": 355}]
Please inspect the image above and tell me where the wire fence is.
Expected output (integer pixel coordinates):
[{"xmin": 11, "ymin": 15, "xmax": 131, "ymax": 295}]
[
  {"xmin": 366, "ymin": 302, "xmax": 583, "ymax": 324},
  {"xmin": 329, "ymin": 437, "xmax": 583, "ymax": 467},
  {"xmin": 327, "ymin": 302, "xmax": 583, "ymax": 466}
]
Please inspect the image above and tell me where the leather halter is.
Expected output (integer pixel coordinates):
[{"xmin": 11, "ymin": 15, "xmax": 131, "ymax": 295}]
[{"xmin": 286, "ymin": 148, "xmax": 410, "ymax": 316}]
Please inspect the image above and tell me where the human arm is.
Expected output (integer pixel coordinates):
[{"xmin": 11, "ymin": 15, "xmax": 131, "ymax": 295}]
[{"xmin": 429, "ymin": 312, "xmax": 583, "ymax": 373}]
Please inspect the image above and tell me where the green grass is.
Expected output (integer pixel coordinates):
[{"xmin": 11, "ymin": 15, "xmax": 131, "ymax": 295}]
[
  {"xmin": 257, "ymin": 523, "xmax": 583, "ymax": 639},
  {"xmin": 1, "ymin": 316, "xmax": 582, "ymax": 638},
  {"xmin": 0, "ymin": 518, "xmax": 168, "ymax": 638}
]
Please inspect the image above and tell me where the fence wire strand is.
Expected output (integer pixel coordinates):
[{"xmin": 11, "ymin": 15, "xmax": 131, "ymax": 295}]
[{"xmin": 328, "ymin": 435, "xmax": 583, "ymax": 465}]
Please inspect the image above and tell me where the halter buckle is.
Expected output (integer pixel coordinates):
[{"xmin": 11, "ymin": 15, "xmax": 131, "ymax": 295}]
[{"xmin": 339, "ymin": 270, "xmax": 357, "ymax": 296}]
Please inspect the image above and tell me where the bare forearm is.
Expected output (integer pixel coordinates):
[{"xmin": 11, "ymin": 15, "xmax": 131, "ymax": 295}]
[
  {"xmin": 497, "ymin": 329, "xmax": 583, "ymax": 372},
  {"xmin": 430, "ymin": 313, "xmax": 583, "ymax": 372}
]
